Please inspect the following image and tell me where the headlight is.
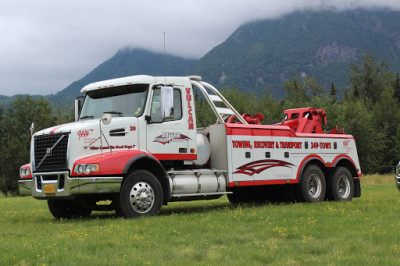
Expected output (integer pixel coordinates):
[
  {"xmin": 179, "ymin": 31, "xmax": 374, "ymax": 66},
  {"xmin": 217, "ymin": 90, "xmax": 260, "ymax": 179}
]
[
  {"xmin": 77, "ymin": 165, "xmax": 83, "ymax": 174},
  {"xmin": 74, "ymin": 164, "xmax": 99, "ymax": 175},
  {"xmin": 84, "ymin": 165, "xmax": 91, "ymax": 174},
  {"xmin": 20, "ymin": 168, "xmax": 30, "ymax": 178}
]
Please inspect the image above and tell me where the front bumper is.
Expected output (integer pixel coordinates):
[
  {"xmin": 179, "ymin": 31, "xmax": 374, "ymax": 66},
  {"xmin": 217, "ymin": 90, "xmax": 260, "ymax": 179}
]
[{"xmin": 18, "ymin": 171, "xmax": 122, "ymax": 199}]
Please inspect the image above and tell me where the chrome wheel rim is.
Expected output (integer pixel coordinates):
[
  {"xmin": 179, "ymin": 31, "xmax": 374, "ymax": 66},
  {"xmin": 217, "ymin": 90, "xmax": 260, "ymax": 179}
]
[
  {"xmin": 308, "ymin": 174, "xmax": 322, "ymax": 198},
  {"xmin": 337, "ymin": 175, "xmax": 351, "ymax": 198},
  {"xmin": 129, "ymin": 182, "xmax": 155, "ymax": 213}
]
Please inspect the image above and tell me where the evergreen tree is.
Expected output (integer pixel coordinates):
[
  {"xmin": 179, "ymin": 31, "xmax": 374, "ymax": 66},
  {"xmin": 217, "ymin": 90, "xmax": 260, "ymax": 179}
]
[
  {"xmin": 393, "ymin": 71, "xmax": 400, "ymax": 104},
  {"xmin": 346, "ymin": 53, "xmax": 398, "ymax": 173},
  {"xmin": 341, "ymin": 98, "xmax": 386, "ymax": 173},
  {"xmin": 284, "ymin": 72, "xmax": 325, "ymax": 107},
  {"xmin": 372, "ymin": 86, "xmax": 400, "ymax": 172},
  {"xmin": 348, "ymin": 53, "xmax": 392, "ymax": 107},
  {"xmin": 330, "ymin": 82, "xmax": 337, "ymax": 102}
]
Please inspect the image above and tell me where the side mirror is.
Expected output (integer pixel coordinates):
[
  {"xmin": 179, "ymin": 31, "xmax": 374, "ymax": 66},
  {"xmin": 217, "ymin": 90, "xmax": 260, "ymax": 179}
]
[
  {"xmin": 74, "ymin": 96, "xmax": 84, "ymax": 121},
  {"xmin": 145, "ymin": 115, "xmax": 152, "ymax": 124},
  {"xmin": 101, "ymin": 113, "xmax": 112, "ymax": 125},
  {"xmin": 161, "ymin": 86, "xmax": 174, "ymax": 120}
]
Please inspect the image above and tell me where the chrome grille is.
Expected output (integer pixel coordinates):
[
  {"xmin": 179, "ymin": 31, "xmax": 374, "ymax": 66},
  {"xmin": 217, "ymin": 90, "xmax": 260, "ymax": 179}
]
[{"xmin": 34, "ymin": 133, "xmax": 70, "ymax": 172}]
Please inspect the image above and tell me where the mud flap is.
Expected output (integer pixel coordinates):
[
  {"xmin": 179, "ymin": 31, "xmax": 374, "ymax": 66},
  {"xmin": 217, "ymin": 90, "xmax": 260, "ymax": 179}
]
[{"xmin": 353, "ymin": 179, "xmax": 361, "ymax": 198}]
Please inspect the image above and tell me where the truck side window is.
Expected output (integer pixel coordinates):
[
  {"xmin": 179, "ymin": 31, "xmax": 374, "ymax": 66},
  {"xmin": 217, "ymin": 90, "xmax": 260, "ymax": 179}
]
[{"xmin": 151, "ymin": 88, "xmax": 182, "ymax": 122}]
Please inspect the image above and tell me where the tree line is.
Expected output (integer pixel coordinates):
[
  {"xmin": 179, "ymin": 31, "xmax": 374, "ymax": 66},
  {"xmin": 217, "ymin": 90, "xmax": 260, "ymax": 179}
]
[
  {"xmin": 1, "ymin": 53, "xmax": 399, "ymax": 195},
  {"xmin": 0, "ymin": 98, "xmax": 73, "ymax": 195}
]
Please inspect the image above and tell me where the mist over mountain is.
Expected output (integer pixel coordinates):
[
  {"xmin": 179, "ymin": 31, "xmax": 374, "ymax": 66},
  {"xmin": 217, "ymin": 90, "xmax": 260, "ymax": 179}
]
[{"xmin": 2, "ymin": 8, "xmax": 400, "ymax": 104}]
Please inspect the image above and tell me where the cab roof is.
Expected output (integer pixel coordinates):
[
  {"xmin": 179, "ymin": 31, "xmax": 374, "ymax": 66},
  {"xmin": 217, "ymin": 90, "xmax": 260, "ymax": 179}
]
[{"xmin": 80, "ymin": 75, "xmax": 196, "ymax": 94}]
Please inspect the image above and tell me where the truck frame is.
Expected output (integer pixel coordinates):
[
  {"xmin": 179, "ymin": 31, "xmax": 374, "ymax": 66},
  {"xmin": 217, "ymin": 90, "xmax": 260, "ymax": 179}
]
[{"xmin": 19, "ymin": 75, "xmax": 361, "ymax": 218}]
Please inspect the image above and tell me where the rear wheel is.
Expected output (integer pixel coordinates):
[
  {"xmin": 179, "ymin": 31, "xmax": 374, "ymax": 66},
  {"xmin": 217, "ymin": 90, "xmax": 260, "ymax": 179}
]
[
  {"xmin": 119, "ymin": 170, "xmax": 163, "ymax": 218},
  {"xmin": 328, "ymin": 167, "xmax": 354, "ymax": 201},
  {"xmin": 47, "ymin": 199, "xmax": 92, "ymax": 219},
  {"xmin": 298, "ymin": 165, "xmax": 326, "ymax": 202}
]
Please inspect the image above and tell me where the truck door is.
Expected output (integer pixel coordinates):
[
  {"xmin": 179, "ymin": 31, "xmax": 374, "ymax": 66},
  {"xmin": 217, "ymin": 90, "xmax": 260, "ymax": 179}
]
[{"xmin": 146, "ymin": 87, "xmax": 193, "ymax": 160}]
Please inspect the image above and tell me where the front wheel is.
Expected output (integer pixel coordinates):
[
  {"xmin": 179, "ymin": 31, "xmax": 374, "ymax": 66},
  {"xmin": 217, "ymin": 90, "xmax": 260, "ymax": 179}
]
[
  {"xmin": 298, "ymin": 165, "xmax": 326, "ymax": 202},
  {"xmin": 119, "ymin": 170, "xmax": 163, "ymax": 218},
  {"xmin": 328, "ymin": 167, "xmax": 354, "ymax": 201}
]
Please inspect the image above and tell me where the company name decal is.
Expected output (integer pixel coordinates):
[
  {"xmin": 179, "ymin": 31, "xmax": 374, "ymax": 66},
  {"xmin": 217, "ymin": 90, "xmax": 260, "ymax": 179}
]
[
  {"xmin": 234, "ymin": 159, "xmax": 295, "ymax": 176},
  {"xmin": 233, "ymin": 140, "xmax": 333, "ymax": 150},
  {"xmin": 77, "ymin": 129, "xmax": 93, "ymax": 139},
  {"xmin": 153, "ymin": 132, "xmax": 191, "ymax": 145},
  {"xmin": 232, "ymin": 140, "xmax": 252, "ymax": 149},
  {"xmin": 186, "ymin": 88, "xmax": 194, "ymax": 130}
]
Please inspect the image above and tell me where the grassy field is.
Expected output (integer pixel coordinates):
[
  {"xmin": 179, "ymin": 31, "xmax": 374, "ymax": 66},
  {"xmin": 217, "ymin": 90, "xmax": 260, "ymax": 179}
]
[{"xmin": 1, "ymin": 175, "xmax": 399, "ymax": 265}]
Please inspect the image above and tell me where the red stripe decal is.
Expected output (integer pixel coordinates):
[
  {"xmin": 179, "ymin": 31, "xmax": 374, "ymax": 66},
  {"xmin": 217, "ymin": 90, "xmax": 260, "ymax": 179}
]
[
  {"xmin": 234, "ymin": 159, "xmax": 294, "ymax": 176},
  {"xmin": 225, "ymin": 123, "xmax": 355, "ymax": 139},
  {"xmin": 50, "ymin": 125, "xmax": 66, "ymax": 134},
  {"xmin": 49, "ymin": 122, "xmax": 74, "ymax": 134},
  {"xmin": 228, "ymin": 180, "xmax": 290, "ymax": 187}
]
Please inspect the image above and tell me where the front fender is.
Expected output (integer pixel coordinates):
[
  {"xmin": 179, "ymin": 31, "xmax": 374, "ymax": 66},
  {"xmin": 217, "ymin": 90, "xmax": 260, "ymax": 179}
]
[{"xmin": 72, "ymin": 150, "xmax": 158, "ymax": 177}]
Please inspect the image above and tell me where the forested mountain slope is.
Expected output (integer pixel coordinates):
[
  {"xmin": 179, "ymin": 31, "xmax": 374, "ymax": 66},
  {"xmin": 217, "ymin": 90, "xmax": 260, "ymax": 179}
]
[{"xmin": 189, "ymin": 9, "xmax": 400, "ymax": 97}]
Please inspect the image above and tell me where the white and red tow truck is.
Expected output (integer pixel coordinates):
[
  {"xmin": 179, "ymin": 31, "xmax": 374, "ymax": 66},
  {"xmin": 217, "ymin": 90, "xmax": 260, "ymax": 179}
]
[{"xmin": 19, "ymin": 75, "xmax": 361, "ymax": 218}]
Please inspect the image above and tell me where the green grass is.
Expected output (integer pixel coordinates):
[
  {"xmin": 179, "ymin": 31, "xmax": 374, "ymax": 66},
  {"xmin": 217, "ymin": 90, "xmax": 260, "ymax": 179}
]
[{"xmin": 1, "ymin": 175, "xmax": 399, "ymax": 265}]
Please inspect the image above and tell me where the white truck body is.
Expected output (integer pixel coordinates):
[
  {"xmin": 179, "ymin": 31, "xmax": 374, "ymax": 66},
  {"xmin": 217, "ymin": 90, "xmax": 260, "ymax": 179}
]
[{"xmin": 19, "ymin": 75, "xmax": 361, "ymax": 218}]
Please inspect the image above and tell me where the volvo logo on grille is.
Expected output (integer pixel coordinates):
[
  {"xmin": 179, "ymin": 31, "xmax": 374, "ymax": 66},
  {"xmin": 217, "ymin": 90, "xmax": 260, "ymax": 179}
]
[{"xmin": 46, "ymin": 148, "xmax": 53, "ymax": 156}]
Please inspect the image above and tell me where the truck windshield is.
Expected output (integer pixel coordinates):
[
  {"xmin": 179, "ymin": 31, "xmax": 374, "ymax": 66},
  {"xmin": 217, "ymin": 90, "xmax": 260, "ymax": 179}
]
[{"xmin": 80, "ymin": 84, "xmax": 149, "ymax": 120}]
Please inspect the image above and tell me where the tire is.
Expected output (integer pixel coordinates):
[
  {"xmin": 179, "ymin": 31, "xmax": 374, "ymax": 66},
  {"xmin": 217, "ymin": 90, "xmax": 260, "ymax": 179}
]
[
  {"xmin": 47, "ymin": 199, "xmax": 92, "ymax": 219},
  {"xmin": 298, "ymin": 165, "xmax": 326, "ymax": 202},
  {"xmin": 119, "ymin": 170, "xmax": 163, "ymax": 218},
  {"xmin": 227, "ymin": 190, "xmax": 241, "ymax": 204},
  {"xmin": 328, "ymin": 167, "xmax": 354, "ymax": 201},
  {"xmin": 112, "ymin": 196, "xmax": 125, "ymax": 217}
]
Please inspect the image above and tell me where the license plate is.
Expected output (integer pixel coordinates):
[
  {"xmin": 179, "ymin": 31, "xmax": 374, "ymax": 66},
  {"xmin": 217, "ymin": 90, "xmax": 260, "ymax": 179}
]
[{"xmin": 44, "ymin": 184, "xmax": 55, "ymax": 194}]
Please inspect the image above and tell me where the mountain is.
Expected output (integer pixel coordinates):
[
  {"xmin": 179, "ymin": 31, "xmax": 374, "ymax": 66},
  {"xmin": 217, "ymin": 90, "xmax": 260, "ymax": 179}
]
[
  {"xmin": 189, "ymin": 9, "xmax": 400, "ymax": 97},
  {"xmin": 49, "ymin": 48, "xmax": 196, "ymax": 103},
  {"xmin": 3, "ymin": 9, "xmax": 400, "ymax": 104}
]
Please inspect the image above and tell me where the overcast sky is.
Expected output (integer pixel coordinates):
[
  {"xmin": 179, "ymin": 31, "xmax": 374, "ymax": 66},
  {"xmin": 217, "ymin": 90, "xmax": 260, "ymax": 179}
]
[{"xmin": 1, "ymin": 0, "xmax": 400, "ymax": 96}]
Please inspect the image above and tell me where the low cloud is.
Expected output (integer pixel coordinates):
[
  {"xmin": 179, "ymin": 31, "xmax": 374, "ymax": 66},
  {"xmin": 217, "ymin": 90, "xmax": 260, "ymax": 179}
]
[{"xmin": 0, "ymin": 0, "xmax": 399, "ymax": 95}]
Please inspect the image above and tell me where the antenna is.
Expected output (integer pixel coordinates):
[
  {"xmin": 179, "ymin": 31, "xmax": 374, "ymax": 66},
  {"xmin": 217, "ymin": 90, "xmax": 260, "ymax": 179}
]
[{"xmin": 163, "ymin": 31, "xmax": 167, "ymax": 84}]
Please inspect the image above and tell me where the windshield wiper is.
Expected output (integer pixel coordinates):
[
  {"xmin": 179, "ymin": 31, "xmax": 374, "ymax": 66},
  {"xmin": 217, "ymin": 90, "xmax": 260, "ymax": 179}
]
[
  {"xmin": 80, "ymin": 115, "xmax": 94, "ymax": 120},
  {"xmin": 104, "ymin": 111, "xmax": 123, "ymax": 117}
]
